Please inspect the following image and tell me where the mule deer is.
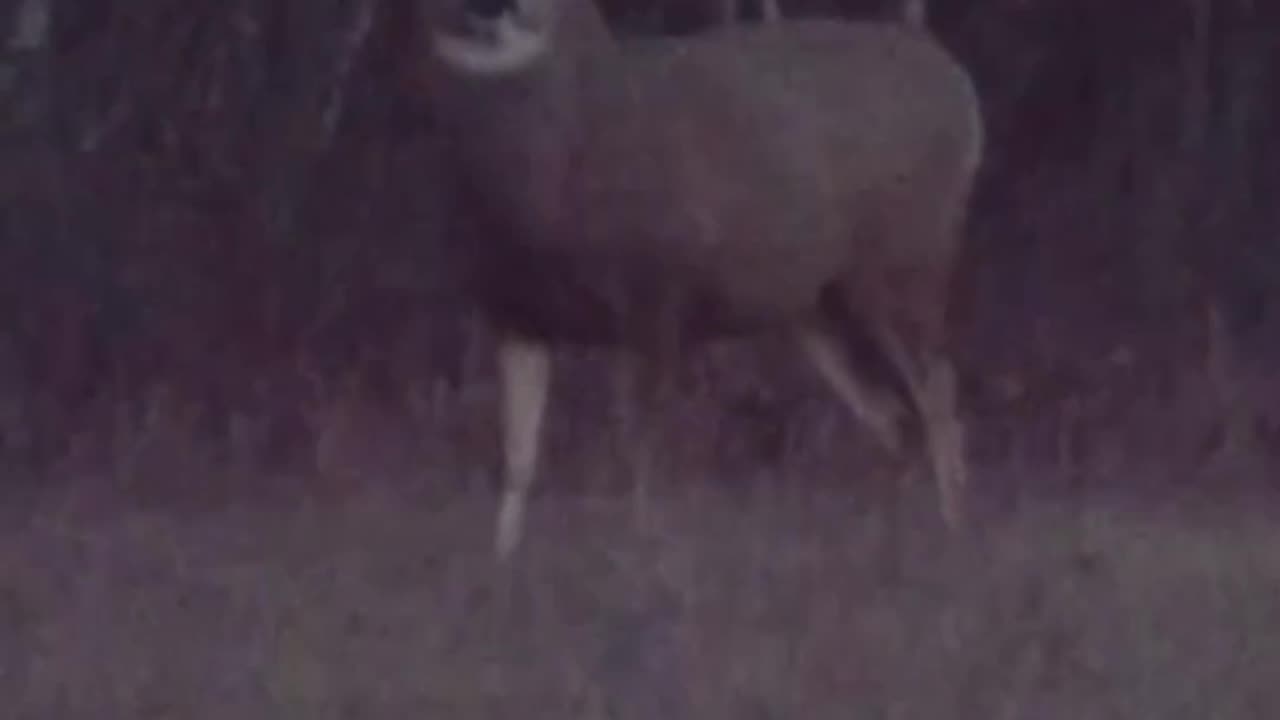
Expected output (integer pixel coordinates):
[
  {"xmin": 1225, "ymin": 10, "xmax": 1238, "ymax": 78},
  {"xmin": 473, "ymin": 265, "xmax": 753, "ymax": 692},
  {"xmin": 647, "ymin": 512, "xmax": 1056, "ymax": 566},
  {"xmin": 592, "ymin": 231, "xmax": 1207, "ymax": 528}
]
[{"xmin": 423, "ymin": 0, "xmax": 983, "ymax": 560}]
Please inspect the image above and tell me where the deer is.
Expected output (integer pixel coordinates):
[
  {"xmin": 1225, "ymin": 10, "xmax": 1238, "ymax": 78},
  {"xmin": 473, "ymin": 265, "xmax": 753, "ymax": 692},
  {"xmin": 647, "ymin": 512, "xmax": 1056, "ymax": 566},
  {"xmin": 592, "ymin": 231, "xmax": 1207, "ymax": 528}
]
[{"xmin": 420, "ymin": 0, "xmax": 984, "ymax": 561}]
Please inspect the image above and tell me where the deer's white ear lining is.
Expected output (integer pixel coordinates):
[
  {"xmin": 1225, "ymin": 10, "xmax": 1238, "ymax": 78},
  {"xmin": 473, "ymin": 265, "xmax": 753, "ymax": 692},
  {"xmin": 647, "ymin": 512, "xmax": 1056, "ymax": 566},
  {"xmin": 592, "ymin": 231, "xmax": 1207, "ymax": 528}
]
[{"xmin": 433, "ymin": 14, "xmax": 549, "ymax": 76}]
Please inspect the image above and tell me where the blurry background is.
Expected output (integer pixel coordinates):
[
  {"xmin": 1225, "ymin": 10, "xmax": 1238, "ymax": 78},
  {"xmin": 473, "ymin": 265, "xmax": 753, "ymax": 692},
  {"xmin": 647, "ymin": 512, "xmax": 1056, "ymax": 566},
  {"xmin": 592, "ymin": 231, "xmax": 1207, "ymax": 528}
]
[{"xmin": 1, "ymin": 0, "xmax": 1276, "ymax": 504}]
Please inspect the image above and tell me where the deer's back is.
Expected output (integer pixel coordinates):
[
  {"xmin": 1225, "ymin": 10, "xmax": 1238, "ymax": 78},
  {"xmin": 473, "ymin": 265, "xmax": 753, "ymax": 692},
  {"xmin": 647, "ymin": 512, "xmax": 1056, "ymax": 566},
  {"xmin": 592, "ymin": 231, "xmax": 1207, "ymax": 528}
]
[{"xmin": 567, "ymin": 21, "xmax": 980, "ymax": 310}]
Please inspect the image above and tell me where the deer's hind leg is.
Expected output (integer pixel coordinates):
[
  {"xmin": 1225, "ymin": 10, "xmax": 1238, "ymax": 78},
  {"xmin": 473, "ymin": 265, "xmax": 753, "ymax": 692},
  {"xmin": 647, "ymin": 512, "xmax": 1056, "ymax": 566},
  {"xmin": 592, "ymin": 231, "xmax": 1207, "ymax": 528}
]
[
  {"xmin": 871, "ymin": 318, "xmax": 967, "ymax": 530},
  {"xmin": 796, "ymin": 325, "xmax": 908, "ymax": 456},
  {"xmin": 842, "ymin": 267, "xmax": 967, "ymax": 531},
  {"xmin": 797, "ymin": 303, "xmax": 918, "ymax": 576}
]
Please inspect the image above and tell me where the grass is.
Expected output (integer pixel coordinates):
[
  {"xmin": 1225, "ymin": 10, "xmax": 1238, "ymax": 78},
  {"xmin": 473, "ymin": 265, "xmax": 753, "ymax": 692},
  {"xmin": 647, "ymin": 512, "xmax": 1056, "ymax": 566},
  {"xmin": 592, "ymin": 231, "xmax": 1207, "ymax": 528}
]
[
  {"xmin": 2, "ymin": 479, "xmax": 1279, "ymax": 720},
  {"xmin": 1, "ymin": 338, "xmax": 1275, "ymax": 718}
]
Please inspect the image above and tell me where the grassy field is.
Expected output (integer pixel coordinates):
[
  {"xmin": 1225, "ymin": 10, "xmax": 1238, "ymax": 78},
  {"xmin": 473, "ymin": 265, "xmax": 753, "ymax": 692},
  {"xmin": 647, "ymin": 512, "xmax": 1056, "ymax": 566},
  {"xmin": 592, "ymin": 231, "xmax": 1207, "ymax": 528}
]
[{"xmin": 2, "ymin": 478, "xmax": 1279, "ymax": 720}]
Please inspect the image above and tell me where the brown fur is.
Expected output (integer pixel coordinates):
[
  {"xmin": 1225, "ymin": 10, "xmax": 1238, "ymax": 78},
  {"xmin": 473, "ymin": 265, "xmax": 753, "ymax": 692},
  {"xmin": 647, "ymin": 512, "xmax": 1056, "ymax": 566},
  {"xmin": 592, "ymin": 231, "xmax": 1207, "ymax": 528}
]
[{"xmin": 423, "ymin": 0, "xmax": 983, "ymax": 559}]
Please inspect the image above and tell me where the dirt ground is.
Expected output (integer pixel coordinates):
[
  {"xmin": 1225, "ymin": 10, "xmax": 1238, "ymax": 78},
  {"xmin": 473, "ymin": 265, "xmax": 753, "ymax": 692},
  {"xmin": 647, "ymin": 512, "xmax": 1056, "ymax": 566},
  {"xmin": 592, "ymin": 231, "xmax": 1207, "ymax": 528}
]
[{"xmin": 2, "ymin": 477, "xmax": 1278, "ymax": 720}]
